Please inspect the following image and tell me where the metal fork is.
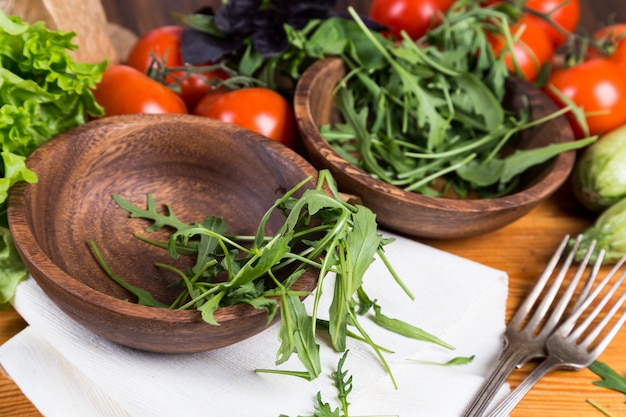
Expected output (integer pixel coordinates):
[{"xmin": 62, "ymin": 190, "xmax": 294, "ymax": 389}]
[
  {"xmin": 486, "ymin": 255, "xmax": 626, "ymax": 417},
  {"xmin": 461, "ymin": 234, "xmax": 601, "ymax": 417}
]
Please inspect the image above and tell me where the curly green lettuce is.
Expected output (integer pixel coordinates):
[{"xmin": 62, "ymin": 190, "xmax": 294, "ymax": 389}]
[{"xmin": 0, "ymin": 10, "xmax": 106, "ymax": 306}]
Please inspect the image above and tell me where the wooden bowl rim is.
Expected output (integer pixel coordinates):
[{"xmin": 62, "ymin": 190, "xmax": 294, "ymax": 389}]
[
  {"xmin": 294, "ymin": 57, "xmax": 576, "ymax": 214},
  {"xmin": 8, "ymin": 113, "xmax": 320, "ymax": 324}
]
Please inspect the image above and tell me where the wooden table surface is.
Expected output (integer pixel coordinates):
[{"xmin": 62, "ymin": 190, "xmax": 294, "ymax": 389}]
[{"xmin": 2, "ymin": 1, "xmax": 626, "ymax": 416}]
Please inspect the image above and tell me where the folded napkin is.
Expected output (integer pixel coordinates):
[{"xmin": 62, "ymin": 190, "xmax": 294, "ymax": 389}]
[{"xmin": 0, "ymin": 232, "xmax": 510, "ymax": 417}]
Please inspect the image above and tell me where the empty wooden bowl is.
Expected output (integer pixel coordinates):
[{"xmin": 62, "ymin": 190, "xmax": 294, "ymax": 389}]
[
  {"xmin": 295, "ymin": 57, "xmax": 576, "ymax": 240},
  {"xmin": 8, "ymin": 114, "xmax": 319, "ymax": 353}
]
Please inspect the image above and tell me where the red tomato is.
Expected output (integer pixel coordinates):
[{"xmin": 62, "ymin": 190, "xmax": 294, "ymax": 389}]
[
  {"xmin": 487, "ymin": 16, "xmax": 554, "ymax": 81},
  {"xmin": 369, "ymin": 0, "xmax": 454, "ymax": 40},
  {"xmin": 193, "ymin": 88, "xmax": 297, "ymax": 149},
  {"xmin": 92, "ymin": 65, "xmax": 187, "ymax": 116},
  {"xmin": 524, "ymin": 0, "xmax": 580, "ymax": 48},
  {"xmin": 592, "ymin": 24, "xmax": 626, "ymax": 70},
  {"xmin": 544, "ymin": 58, "xmax": 626, "ymax": 138},
  {"xmin": 126, "ymin": 25, "xmax": 225, "ymax": 110}
]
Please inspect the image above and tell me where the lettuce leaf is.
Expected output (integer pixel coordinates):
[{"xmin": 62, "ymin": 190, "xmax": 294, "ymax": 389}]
[
  {"xmin": 0, "ymin": 10, "xmax": 106, "ymax": 302},
  {"xmin": 0, "ymin": 226, "xmax": 27, "ymax": 310}
]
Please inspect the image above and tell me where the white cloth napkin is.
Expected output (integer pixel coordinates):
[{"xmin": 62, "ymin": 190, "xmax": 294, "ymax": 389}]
[{"xmin": 0, "ymin": 232, "xmax": 510, "ymax": 417}]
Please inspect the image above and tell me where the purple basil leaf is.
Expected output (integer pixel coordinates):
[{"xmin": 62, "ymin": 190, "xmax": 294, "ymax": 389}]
[
  {"xmin": 214, "ymin": 0, "xmax": 261, "ymax": 35},
  {"xmin": 180, "ymin": 28, "xmax": 242, "ymax": 64},
  {"xmin": 252, "ymin": 25, "xmax": 289, "ymax": 57}
]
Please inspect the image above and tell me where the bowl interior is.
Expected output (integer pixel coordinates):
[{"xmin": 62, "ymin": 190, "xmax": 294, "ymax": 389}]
[
  {"xmin": 299, "ymin": 57, "xmax": 572, "ymax": 199},
  {"xmin": 11, "ymin": 114, "xmax": 319, "ymax": 308}
]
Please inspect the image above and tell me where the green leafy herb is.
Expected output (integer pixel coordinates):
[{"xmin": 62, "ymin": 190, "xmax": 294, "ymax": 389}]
[
  {"xmin": 585, "ymin": 361, "xmax": 626, "ymax": 416},
  {"xmin": 304, "ymin": 350, "xmax": 354, "ymax": 417},
  {"xmin": 281, "ymin": 350, "xmax": 400, "ymax": 417},
  {"xmin": 280, "ymin": 351, "xmax": 358, "ymax": 417},
  {"xmin": 91, "ymin": 170, "xmax": 445, "ymax": 384},
  {"xmin": 89, "ymin": 239, "xmax": 169, "ymax": 308},
  {"xmin": 408, "ymin": 355, "xmax": 475, "ymax": 366},
  {"xmin": 589, "ymin": 361, "xmax": 626, "ymax": 400},
  {"xmin": 372, "ymin": 304, "xmax": 454, "ymax": 350}
]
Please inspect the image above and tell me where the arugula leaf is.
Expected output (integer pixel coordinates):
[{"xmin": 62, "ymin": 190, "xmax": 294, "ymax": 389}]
[
  {"xmin": 372, "ymin": 304, "xmax": 454, "ymax": 350},
  {"xmin": 282, "ymin": 351, "xmax": 356, "ymax": 417},
  {"xmin": 332, "ymin": 350, "xmax": 353, "ymax": 416},
  {"xmin": 499, "ymin": 136, "xmax": 596, "ymax": 184},
  {"xmin": 589, "ymin": 361, "xmax": 626, "ymax": 400},
  {"xmin": 409, "ymin": 355, "xmax": 476, "ymax": 366},
  {"xmin": 113, "ymin": 194, "xmax": 192, "ymax": 232},
  {"xmin": 88, "ymin": 240, "xmax": 168, "ymax": 309}
]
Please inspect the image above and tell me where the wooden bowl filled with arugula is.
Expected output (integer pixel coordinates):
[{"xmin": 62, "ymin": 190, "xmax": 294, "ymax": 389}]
[
  {"xmin": 294, "ymin": 33, "xmax": 588, "ymax": 239},
  {"xmin": 8, "ymin": 114, "xmax": 324, "ymax": 353}
]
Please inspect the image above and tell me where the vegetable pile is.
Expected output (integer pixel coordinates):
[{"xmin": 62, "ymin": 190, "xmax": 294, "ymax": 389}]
[{"xmin": 0, "ymin": 10, "xmax": 105, "ymax": 308}]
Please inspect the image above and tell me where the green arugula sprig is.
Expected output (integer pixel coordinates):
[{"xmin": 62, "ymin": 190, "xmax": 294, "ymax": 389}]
[
  {"xmin": 309, "ymin": 351, "xmax": 354, "ymax": 417},
  {"xmin": 590, "ymin": 360, "xmax": 626, "ymax": 397},
  {"xmin": 283, "ymin": 350, "xmax": 399, "ymax": 417},
  {"xmin": 585, "ymin": 361, "xmax": 626, "ymax": 416},
  {"xmin": 90, "ymin": 170, "xmax": 452, "ymax": 384}
]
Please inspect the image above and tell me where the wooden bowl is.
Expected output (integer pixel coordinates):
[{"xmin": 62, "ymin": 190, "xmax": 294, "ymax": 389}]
[
  {"xmin": 8, "ymin": 114, "xmax": 320, "ymax": 353},
  {"xmin": 295, "ymin": 57, "xmax": 576, "ymax": 240}
]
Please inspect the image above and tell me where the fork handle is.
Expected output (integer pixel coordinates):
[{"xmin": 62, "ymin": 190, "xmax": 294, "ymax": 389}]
[
  {"xmin": 485, "ymin": 357, "xmax": 560, "ymax": 417},
  {"xmin": 461, "ymin": 348, "xmax": 531, "ymax": 417}
]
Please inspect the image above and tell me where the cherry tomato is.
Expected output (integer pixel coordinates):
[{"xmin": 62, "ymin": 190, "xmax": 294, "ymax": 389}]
[
  {"xmin": 126, "ymin": 25, "xmax": 225, "ymax": 110},
  {"xmin": 544, "ymin": 58, "xmax": 626, "ymax": 138},
  {"xmin": 592, "ymin": 24, "xmax": 626, "ymax": 70},
  {"xmin": 92, "ymin": 65, "xmax": 187, "ymax": 116},
  {"xmin": 486, "ymin": 16, "xmax": 554, "ymax": 81},
  {"xmin": 369, "ymin": 0, "xmax": 454, "ymax": 40},
  {"xmin": 524, "ymin": 0, "xmax": 580, "ymax": 48},
  {"xmin": 193, "ymin": 88, "xmax": 297, "ymax": 149}
]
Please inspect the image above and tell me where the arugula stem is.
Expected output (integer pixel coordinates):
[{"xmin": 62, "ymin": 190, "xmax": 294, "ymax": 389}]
[
  {"xmin": 483, "ymin": 105, "xmax": 576, "ymax": 164},
  {"xmin": 347, "ymin": 7, "xmax": 447, "ymax": 151},
  {"xmin": 87, "ymin": 240, "xmax": 168, "ymax": 308},
  {"xmin": 315, "ymin": 319, "xmax": 394, "ymax": 353},
  {"xmin": 376, "ymin": 248, "xmax": 414, "ymax": 300},
  {"xmin": 586, "ymin": 399, "xmax": 616, "ymax": 417},
  {"xmin": 348, "ymin": 308, "xmax": 397, "ymax": 389},
  {"xmin": 403, "ymin": 128, "xmax": 505, "ymax": 159},
  {"xmin": 405, "ymin": 153, "xmax": 477, "ymax": 192}
]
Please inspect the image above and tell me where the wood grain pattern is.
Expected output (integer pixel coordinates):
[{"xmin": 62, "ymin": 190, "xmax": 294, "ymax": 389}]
[
  {"xmin": 2, "ymin": 0, "xmax": 626, "ymax": 416},
  {"xmin": 7, "ymin": 114, "xmax": 320, "ymax": 353},
  {"xmin": 295, "ymin": 56, "xmax": 576, "ymax": 239}
]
